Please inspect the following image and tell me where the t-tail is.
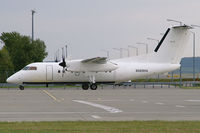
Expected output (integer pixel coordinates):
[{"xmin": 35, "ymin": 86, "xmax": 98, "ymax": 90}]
[{"xmin": 151, "ymin": 25, "xmax": 192, "ymax": 64}]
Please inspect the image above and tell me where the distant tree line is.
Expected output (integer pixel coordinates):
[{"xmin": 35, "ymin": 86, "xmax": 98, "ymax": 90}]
[{"xmin": 0, "ymin": 32, "xmax": 48, "ymax": 82}]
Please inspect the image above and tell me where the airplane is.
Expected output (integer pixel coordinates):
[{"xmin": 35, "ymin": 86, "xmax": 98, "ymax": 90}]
[{"xmin": 6, "ymin": 25, "xmax": 192, "ymax": 90}]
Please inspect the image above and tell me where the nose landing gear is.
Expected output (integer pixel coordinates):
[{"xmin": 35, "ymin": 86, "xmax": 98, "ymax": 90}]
[{"xmin": 19, "ymin": 85, "xmax": 24, "ymax": 90}]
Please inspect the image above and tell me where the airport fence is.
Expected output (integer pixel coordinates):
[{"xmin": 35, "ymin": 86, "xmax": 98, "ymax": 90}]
[{"xmin": 1, "ymin": 81, "xmax": 200, "ymax": 89}]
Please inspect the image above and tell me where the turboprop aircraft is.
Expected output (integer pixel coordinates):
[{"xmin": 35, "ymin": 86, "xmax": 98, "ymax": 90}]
[{"xmin": 7, "ymin": 25, "xmax": 192, "ymax": 90}]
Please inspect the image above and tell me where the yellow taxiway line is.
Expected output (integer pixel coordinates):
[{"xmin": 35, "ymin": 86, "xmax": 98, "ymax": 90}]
[{"xmin": 42, "ymin": 90, "xmax": 61, "ymax": 102}]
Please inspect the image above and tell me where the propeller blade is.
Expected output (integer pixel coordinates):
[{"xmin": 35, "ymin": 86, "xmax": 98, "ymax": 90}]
[
  {"xmin": 59, "ymin": 61, "xmax": 66, "ymax": 68},
  {"xmin": 62, "ymin": 47, "xmax": 65, "ymax": 60},
  {"xmin": 59, "ymin": 47, "xmax": 66, "ymax": 68},
  {"xmin": 65, "ymin": 45, "xmax": 68, "ymax": 59},
  {"xmin": 54, "ymin": 52, "xmax": 58, "ymax": 62}
]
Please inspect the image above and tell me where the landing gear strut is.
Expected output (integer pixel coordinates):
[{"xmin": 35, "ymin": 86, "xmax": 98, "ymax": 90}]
[{"xmin": 19, "ymin": 85, "xmax": 24, "ymax": 90}]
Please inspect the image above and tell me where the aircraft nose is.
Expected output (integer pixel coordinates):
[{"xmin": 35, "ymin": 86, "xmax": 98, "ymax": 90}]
[
  {"xmin": 6, "ymin": 74, "xmax": 21, "ymax": 84},
  {"xmin": 6, "ymin": 76, "xmax": 15, "ymax": 83},
  {"xmin": 6, "ymin": 72, "xmax": 23, "ymax": 84}
]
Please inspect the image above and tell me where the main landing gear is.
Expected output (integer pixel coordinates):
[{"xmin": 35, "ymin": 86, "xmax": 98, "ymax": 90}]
[{"xmin": 82, "ymin": 83, "xmax": 97, "ymax": 90}]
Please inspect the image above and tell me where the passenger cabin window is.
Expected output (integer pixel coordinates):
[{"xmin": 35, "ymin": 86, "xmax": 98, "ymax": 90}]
[{"xmin": 22, "ymin": 66, "xmax": 37, "ymax": 71}]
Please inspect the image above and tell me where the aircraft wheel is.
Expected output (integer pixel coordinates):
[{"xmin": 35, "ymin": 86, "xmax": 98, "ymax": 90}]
[
  {"xmin": 90, "ymin": 83, "xmax": 97, "ymax": 90},
  {"xmin": 19, "ymin": 85, "xmax": 24, "ymax": 90},
  {"xmin": 82, "ymin": 84, "xmax": 89, "ymax": 90}
]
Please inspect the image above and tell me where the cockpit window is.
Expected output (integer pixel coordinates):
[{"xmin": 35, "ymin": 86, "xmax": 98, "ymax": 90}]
[
  {"xmin": 22, "ymin": 66, "xmax": 37, "ymax": 71},
  {"xmin": 22, "ymin": 66, "xmax": 29, "ymax": 70},
  {"xmin": 28, "ymin": 66, "xmax": 37, "ymax": 70}
]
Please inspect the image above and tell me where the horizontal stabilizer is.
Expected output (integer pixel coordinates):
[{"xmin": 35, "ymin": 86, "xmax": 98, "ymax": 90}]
[{"xmin": 172, "ymin": 25, "xmax": 193, "ymax": 29}]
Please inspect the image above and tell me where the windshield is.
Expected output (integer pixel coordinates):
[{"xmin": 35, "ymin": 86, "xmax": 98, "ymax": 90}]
[{"xmin": 22, "ymin": 66, "xmax": 37, "ymax": 71}]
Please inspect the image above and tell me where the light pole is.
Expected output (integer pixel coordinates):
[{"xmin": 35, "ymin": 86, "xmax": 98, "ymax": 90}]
[
  {"xmin": 180, "ymin": 60, "xmax": 182, "ymax": 86},
  {"xmin": 101, "ymin": 49, "xmax": 110, "ymax": 58},
  {"xmin": 113, "ymin": 48, "xmax": 123, "ymax": 58},
  {"xmin": 147, "ymin": 38, "xmax": 160, "ymax": 81},
  {"xmin": 136, "ymin": 42, "xmax": 148, "ymax": 54},
  {"xmin": 167, "ymin": 19, "xmax": 182, "ymax": 26},
  {"xmin": 191, "ymin": 31, "xmax": 196, "ymax": 82},
  {"xmin": 191, "ymin": 24, "xmax": 200, "ymax": 80},
  {"xmin": 122, "ymin": 48, "xmax": 130, "ymax": 57},
  {"xmin": 128, "ymin": 45, "xmax": 138, "ymax": 56},
  {"xmin": 147, "ymin": 38, "xmax": 159, "ymax": 44},
  {"xmin": 147, "ymin": 38, "xmax": 159, "ymax": 53},
  {"xmin": 31, "ymin": 9, "xmax": 36, "ymax": 42}
]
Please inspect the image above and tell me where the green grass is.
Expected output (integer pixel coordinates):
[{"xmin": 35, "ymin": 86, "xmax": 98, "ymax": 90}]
[
  {"xmin": 0, "ymin": 121, "xmax": 200, "ymax": 133},
  {"xmin": 181, "ymin": 86, "xmax": 200, "ymax": 89}
]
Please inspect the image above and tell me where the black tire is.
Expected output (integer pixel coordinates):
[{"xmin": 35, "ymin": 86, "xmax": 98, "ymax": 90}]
[
  {"xmin": 90, "ymin": 83, "xmax": 97, "ymax": 90},
  {"xmin": 82, "ymin": 84, "xmax": 89, "ymax": 90},
  {"xmin": 19, "ymin": 85, "xmax": 24, "ymax": 90}
]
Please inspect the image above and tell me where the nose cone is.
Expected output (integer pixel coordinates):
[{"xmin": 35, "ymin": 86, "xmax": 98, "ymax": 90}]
[
  {"xmin": 6, "ymin": 75, "xmax": 15, "ymax": 83},
  {"xmin": 6, "ymin": 72, "xmax": 22, "ymax": 84}
]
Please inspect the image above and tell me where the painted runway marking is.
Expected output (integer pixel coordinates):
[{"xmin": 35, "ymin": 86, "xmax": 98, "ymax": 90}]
[
  {"xmin": 176, "ymin": 105, "xmax": 185, "ymax": 108},
  {"xmin": 155, "ymin": 102, "xmax": 164, "ymax": 105},
  {"xmin": 185, "ymin": 100, "xmax": 200, "ymax": 102},
  {"xmin": 91, "ymin": 115, "xmax": 101, "ymax": 119},
  {"xmin": 142, "ymin": 100, "xmax": 148, "ymax": 103},
  {"xmin": 0, "ymin": 111, "xmax": 199, "ymax": 115},
  {"xmin": 42, "ymin": 90, "xmax": 61, "ymax": 102},
  {"xmin": 129, "ymin": 99, "xmax": 135, "ymax": 101},
  {"xmin": 91, "ymin": 99, "xmax": 129, "ymax": 102},
  {"xmin": 91, "ymin": 99, "xmax": 123, "ymax": 102},
  {"xmin": 73, "ymin": 100, "xmax": 122, "ymax": 113}
]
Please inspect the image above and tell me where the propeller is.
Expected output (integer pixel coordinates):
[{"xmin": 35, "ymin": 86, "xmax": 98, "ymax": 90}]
[
  {"xmin": 59, "ymin": 45, "xmax": 68, "ymax": 77},
  {"xmin": 65, "ymin": 45, "xmax": 68, "ymax": 59},
  {"xmin": 54, "ymin": 49, "xmax": 60, "ymax": 62},
  {"xmin": 54, "ymin": 51, "xmax": 58, "ymax": 62}
]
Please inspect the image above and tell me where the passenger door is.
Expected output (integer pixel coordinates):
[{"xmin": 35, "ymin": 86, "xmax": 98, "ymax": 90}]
[{"xmin": 46, "ymin": 65, "xmax": 53, "ymax": 81}]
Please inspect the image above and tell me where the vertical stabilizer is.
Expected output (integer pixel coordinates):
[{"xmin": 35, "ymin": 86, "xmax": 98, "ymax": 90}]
[{"xmin": 152, "ymin": 25, "xmax": 191, "ymax": 64}]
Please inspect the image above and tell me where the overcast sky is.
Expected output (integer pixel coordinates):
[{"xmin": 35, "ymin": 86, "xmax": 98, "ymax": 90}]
[{"xmin": 1, "ymin": 0, "xmax": 200, "ymax": 61}]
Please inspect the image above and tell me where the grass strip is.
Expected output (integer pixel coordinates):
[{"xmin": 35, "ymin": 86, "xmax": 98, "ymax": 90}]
[{"xmin": 0, "ymin": 121, "xmax": 199, "ymax": 133}]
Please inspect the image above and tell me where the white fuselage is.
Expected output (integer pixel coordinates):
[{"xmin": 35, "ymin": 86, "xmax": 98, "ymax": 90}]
[{"xmin": 7, "ymin": 59, "xmax": 180, "ymax": 85}]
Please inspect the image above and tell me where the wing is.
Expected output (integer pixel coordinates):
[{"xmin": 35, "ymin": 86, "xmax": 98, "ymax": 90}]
[
  {"xmin": 67, "ymin": 57, "xmax": 118, "ymax": 72},
  {"xmin": 81, "ymin": 57, "xmax": 107, "ymax": 64}
]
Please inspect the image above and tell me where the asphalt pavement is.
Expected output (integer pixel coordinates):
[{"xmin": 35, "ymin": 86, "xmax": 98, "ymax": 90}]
[{"xmin": 0, "ymin": 87, "xmax": 200, "ymax": 121}]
